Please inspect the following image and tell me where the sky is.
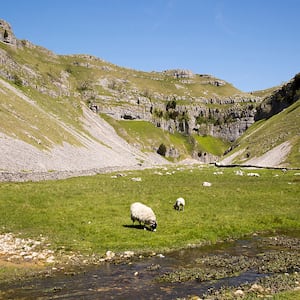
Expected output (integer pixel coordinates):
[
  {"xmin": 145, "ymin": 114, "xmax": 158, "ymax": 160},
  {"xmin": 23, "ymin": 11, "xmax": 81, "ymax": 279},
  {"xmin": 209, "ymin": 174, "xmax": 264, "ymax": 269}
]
[{"xmin": 1, "ymin": 0, "xmax": 300, "ymax": 92}]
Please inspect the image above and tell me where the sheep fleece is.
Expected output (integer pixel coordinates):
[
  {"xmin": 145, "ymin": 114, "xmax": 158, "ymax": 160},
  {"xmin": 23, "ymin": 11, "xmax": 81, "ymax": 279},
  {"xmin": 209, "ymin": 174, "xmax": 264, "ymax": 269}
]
[
  {"xmin": 130, "ymin": 202, "xmax": 156, "ymax": 226},
  {"xmin": 174, "ymin": 197, "xmax": 185, "ymax": 210}
]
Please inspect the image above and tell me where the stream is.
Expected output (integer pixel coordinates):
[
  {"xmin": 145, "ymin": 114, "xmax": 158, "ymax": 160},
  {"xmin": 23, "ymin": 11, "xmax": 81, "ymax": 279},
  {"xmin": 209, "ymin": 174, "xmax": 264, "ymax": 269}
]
[{"xmin": 1, "ymin": 233, "xmax": 299, "ymax": 299}]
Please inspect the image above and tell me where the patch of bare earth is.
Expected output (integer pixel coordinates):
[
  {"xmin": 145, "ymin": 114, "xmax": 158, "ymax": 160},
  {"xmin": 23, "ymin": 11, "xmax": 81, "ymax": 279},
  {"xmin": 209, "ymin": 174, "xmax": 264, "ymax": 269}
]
[
  {"xmin": 244, "ymin": 141, "xmax": 292, "ymax": 168},
  {"xmin": 219, "ymin": 141, "xmax": 292, "ymax": 168}
]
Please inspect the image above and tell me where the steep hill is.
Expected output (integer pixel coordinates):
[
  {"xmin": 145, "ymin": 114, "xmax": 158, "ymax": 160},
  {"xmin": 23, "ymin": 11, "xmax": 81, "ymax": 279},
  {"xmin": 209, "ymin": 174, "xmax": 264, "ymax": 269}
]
[
  {"xmin": 0, "ymin": 76, "xmax": 169, "ymax": 173},
  {"xmin": 220, "ymin": 74, "xmax": 300, "ymax": 168},
  {"xmin": 0, "ymin": 19, "xmax": 299, "ymax": 175}
]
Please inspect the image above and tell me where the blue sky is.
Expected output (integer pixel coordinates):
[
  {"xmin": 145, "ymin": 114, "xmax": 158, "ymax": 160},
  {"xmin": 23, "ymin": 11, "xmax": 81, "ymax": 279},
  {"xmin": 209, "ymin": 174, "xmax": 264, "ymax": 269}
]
[{"xmin": 1, "ymin": 0, "xmax": 300, "ymax": 91}]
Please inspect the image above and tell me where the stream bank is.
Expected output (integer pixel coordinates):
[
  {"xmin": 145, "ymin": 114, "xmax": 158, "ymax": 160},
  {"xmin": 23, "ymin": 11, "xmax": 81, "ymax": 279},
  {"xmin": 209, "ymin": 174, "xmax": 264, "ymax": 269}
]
[{"xmin": 0, "ymin": 233, "xmax": 299, "ymax": 299}]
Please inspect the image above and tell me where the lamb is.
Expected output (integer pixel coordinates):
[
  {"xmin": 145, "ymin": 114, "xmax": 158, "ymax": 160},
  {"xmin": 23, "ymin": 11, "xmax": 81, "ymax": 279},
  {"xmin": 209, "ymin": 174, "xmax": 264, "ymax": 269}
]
[
  {"xmin": 130, "ymin": 202, "xmax": 157, "ymax": 231},
  {"xmin": 174, "ymin": 197, "xmax": 185, "ymax": 211}
]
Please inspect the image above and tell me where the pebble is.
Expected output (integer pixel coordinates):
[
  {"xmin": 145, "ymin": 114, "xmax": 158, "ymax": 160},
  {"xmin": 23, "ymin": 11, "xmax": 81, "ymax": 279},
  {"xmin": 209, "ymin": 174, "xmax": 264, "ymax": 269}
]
[
  {"xmin": 233, "ymin": 289, "xmax": 244, "ymax": 297},
  {"xmin": 105, "ymin": 250, "xmax": 115, "ymax": 260},
  {"xmin": 249, "ymin": 283, "xmax": 264, "ymax": 293},
  {"xmin": 0, "ymin": 232, "xmax": 55, "ymax": 263},
  {"xmin": 123, "ymin": 251, "xmax": 135, "ymax": 258}
]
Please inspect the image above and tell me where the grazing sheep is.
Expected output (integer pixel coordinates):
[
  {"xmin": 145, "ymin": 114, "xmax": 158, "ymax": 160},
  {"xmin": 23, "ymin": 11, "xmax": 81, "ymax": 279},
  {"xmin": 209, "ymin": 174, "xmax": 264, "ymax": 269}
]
[
  {"xmin": 247, "ymin": 172, "xmax": 260, "ymax": 177},
  {"xmin": 174, "ymin": 197, "xmax": 185, "ymax": 211},
  {"xmin": 130, "ymin": 202, "xmax": 157, "ymax": 231},
  {"xmin": 131, "ymin": 177, "xmax": 142, "ymax": 182},
  {"xmin": 213, "ymin": 171, "xmax": 223, "ymax": 175}
]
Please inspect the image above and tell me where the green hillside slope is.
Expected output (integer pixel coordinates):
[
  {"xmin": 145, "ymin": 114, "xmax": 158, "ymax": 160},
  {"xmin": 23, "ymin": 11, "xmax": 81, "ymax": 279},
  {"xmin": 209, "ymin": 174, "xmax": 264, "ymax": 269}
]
[{"xmin": 222, "ymin": 100, "xmax": 300, "ymax": 167}]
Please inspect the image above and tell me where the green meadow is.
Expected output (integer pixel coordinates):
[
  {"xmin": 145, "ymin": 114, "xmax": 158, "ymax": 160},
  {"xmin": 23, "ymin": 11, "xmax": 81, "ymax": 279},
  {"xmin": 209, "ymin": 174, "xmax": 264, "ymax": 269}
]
[{"xmin": 0, "ymin": 166, "xmax": 299, "ymax": 255}]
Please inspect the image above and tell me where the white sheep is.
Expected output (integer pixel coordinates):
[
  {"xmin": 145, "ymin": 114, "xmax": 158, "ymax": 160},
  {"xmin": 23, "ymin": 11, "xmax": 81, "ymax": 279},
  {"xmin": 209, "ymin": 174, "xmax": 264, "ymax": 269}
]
[
  {"xmin": 174, "ymin": 197, "xmax": 185, "ymax": 211},
  {"xmin": 247, "ymin": 172, "xmax": 260, "ymax": 177},
  {"xmin": 130, "ymin": 202, "xmax": 157, "ymax": 231}
]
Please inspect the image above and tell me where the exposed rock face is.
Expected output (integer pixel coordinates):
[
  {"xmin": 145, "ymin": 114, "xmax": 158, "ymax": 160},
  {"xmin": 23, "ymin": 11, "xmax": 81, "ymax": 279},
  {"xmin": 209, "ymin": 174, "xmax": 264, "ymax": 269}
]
[
  {"xmin": 97, "ymin": 97, "xmax": 257, "ymax": 142},
  {"xmin": 255, "ymin": 73, "xmax": 300, "ymax": 120},
  {"xmin": 0, "ymin": 19, "xmax": 17, "ymax": 46},
  {"xmin": 163, "ymin": 69, "xmax": 194, "ymax": 79},
  {"xmin": 173, "ymin": 102, "xmax": 256, "ymax": 141}
]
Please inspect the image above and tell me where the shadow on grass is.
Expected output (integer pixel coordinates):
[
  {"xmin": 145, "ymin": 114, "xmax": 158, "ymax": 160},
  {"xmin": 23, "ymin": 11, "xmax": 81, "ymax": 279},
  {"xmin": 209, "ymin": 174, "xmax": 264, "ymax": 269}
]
[{"xmin": 123, "ymin": 224, "xmax": 150, "ymax": 231}]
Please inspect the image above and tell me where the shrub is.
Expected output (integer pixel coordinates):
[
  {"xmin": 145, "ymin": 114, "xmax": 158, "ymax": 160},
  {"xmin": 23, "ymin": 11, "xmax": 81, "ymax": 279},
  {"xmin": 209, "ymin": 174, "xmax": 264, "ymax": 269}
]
[
  {"xmin": 13, "ymin": 74, "xmax": 23, "ymax": 87},
  {"xmin": 65, "ymin": 66, "xmax": 73, "ymax": 74},
  {"xmin": 154, "ymin": 108, "xmax": 163, "ymax": 118},
  {"xmin": 77, "ymin": 80, "xmax": 91, "ymax": 91},
  {"xmin": 166, "ymin": 100, "xmax": 176, "ymax": 111},
  {"xmin": 157, "ymin": 143, "xmax": 167, "ymax": 156},
  {"xmin": 166, "ymin": 110, "xmax": 179, "ymax": 120}
]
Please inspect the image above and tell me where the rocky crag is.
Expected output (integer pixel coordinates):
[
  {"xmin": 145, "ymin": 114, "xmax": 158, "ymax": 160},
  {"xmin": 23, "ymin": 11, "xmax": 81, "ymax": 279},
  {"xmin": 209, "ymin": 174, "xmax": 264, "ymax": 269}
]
[
  {"xmin": 255, "ymin": 73, "xmax": 300, "ymax": 120},
  {"xmin": 89, "ymin": 70, "xmax": 260, "ymax": 143},
  {"xmin": 0, "ymin": 19, "xmax": 17, "ymax": 46}
]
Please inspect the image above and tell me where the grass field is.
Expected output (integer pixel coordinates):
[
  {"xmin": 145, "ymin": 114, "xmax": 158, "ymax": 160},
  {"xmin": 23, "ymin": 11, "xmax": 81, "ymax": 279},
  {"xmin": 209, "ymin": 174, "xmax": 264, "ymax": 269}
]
[{"xmin": 0, "ymin": 166, "xmax": 299, "ymax": 255}]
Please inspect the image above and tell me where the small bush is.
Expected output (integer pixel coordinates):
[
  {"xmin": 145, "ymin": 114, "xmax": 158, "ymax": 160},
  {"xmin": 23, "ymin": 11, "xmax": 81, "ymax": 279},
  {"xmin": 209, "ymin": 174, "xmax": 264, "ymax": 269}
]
[
  {"xmin": 166, "ymin": 100, "xmax": 176, "ymax": 110},
  {"xmin": 157, "ymin": 143, "xmax": 167, "ymax": 156},
  {"xmin": 65, "ymin": 66, "xmax": 73, "ymax": 74},
  {"xmin": 13, "ymin": 74, "xmax": 23, "ymax": 87},
  {"xmin": 77, "ymin": 80, "xmax": 91, "ymax": 91},
  {"xmin": 154, "ymin": 108, "xmax": 163, "ymax": 118}
]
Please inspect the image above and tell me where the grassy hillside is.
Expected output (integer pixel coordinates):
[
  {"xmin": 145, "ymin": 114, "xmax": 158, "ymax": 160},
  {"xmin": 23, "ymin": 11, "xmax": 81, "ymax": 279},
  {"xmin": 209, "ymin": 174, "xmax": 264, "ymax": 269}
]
[
  {"xmin": 101, "ymin": 115, "xmax": 192, "ymax": 159},
  {"xmin": 0, "ymin": 41, "xmax": 244, "ymax": 101},
  {"xmin": 0, "ymin": 79, "xmax": 83, "ymax": 149},
  {"xmin": 224, "ymin": 100, "xmax": 300, "ymax": 167},
  {"xmin": 251, "ymin": 85, "xmax": 282, "ymax": 98},
  {"xmin": 101, "ymin": 114, "xmax": 231, "ymax": 160},
  {"xmin": 0, "ymin": 35, "xmax": 298, "ymax": 166},
  {"xmin": 0, "ymin": 39, "xmax": 249, "ymax": 158},
  {"xmin": 193, "ymin": 135, "xmax": 230, "ymax": 156}
]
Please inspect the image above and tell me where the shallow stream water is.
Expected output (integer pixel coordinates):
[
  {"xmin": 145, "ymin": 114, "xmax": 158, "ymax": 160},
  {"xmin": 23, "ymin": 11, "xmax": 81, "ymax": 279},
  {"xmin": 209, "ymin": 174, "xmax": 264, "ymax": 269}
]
[{"xmin": 1, "ymin": 234, "xmax": 299, "ymax": 299}]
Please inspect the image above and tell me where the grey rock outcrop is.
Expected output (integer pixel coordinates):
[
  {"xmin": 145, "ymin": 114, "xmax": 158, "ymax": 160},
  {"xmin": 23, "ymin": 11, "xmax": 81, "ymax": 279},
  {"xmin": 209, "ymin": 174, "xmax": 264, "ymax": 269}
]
[
  {"xmin": 0, "ymin": 19, "xmax": 17, "ymax": 46},
  {"xmin": 149, "ymin": 101, "xmax": 257, "ymax": 142},
  {"xmin": 90, "ymin": 96, "xmax": 257, "ymax": 142},
  {"xmin": 255, "ymin": 73, "xmax": 300, "ymax": 120},
  {"xmin": 163, "ymin": 69, "xmax": 194, "ymax": 79}
]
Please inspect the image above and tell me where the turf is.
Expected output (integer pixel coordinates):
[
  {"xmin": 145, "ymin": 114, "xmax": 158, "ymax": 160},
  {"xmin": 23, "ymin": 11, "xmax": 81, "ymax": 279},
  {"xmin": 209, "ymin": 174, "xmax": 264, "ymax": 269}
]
[{"xmin": 0, "ymin": 166, "xmax": 299, "ymax": 255}]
